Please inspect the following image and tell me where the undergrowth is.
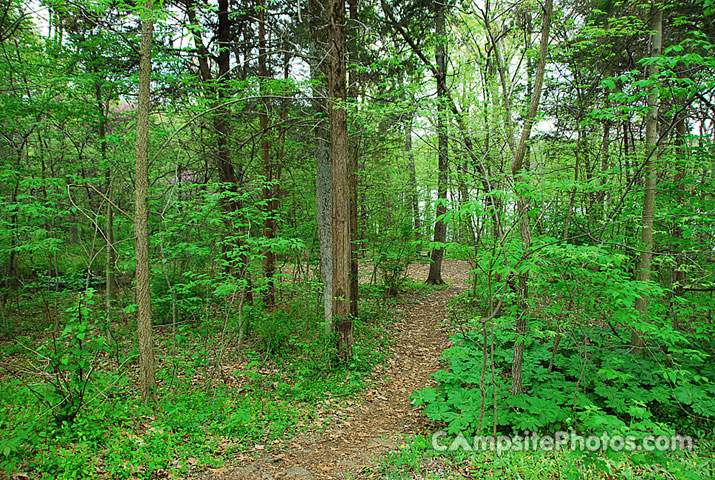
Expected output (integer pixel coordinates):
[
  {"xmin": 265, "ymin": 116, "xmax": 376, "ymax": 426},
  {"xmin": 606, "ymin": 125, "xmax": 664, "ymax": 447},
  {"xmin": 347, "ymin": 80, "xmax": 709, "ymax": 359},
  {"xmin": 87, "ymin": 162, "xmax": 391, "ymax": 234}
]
[
  {"xmin": 376, "ymin": 434, "xmax": 714, "ymax": 479},
  {"xmin": 390, "ymin": 241, "xmax": 715, "ymax": 479},
  {"xmin": 0, "ymin": 280, "xmax": 409, "ymax": 479}
]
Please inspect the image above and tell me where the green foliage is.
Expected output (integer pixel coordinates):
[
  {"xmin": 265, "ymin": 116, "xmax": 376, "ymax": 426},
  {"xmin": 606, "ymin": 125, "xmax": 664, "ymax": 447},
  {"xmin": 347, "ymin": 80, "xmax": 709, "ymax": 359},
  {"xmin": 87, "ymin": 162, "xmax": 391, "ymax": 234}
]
[
  {"xmin": 1, "ymin": 0, "xmax": 715, "ymax": 477},
  {"xmin": 254, "ymin": 307, "xmax": 294, "ymax": 355},
  {"xmin": 0, "ymin": 418, "xmax": 38, "ymax": 472},
  {"xmin": 413, "ymin": 237, "xmax": 715, "ymax": 465},
  {"xmin": 0, "ymin": 277, "xmax": 404, "ymax": 478},
  {"xmin": 374, "ymin": 221, "xmax": 419, "ymax": 296},
  {"xmin": 378, "ymin": 433, "xmax": 715, "ymax": 480},
  {"xmin": 414, "ymin": 305, "xmax": 715, "ymax": 440},
  {"xmin": 151, "ymin": 271, "xmax": 207, "ymax": 325},
  {"xmin": 30, "ymin": 289, "xmax": 110, "ymax": 425}
]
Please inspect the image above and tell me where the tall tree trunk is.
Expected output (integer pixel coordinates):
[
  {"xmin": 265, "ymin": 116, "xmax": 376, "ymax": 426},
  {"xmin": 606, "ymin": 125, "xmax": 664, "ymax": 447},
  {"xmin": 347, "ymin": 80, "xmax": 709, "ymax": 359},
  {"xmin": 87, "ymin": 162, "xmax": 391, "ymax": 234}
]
[
  {"xmin": 309, "ymin": 0, "xmax": 332, "ymax": 331},
  {"xmin": 270, "ymin": 50, "xmax": 289, "ymax": 304},
  {"xmin": 328, "ymin": 0, "xmax": 353, "ymax": 362},
  {"xmin": 208, "ymin": 0, "xmax": 250, "ymax": 286},
  {"xmin": 134, "ymin": 0, "xmax": 157, "ymax": 404},
  {"xmin": 631, "ymin": 4, "xmax": 663, "ymax": 353},
  {"xmin": 381, "ymin": 0, "xmax": 497, "ymax": 245},
  {"xmin": 671, "ymin": 113, "xmax": 687, "ymax": 330},
  {"xmin": 348, "ymin": 0, "xmax": 359, "ymax": 320},
  {"xmin": 185, "ymin": 0, "xmax": 249, "ymax": 297},
  {"xmin": 509, "ymin": 0, "xmax": 552, "ymax": 395},
  {"xmin": 258, "ymin": 0, "xmax": 276, "ymax": 307},
  {"xmin": 426, "ymin": 1, "xmax": 448, "ymax": 285},
  {"xmin": 317, "ymin": 126, "xmax": 333, "ymax": 330},
  {"xmin": 96, "ymin": 78, "xmax": 116, "ymax": 342}
]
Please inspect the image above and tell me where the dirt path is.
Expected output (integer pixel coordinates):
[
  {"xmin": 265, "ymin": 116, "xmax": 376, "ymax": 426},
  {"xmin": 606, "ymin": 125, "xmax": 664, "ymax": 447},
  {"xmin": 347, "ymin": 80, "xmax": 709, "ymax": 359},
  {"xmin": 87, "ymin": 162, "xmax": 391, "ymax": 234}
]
[{"xmin": 212, "ymin": 259, "xmax": 471, "ymax": 480}]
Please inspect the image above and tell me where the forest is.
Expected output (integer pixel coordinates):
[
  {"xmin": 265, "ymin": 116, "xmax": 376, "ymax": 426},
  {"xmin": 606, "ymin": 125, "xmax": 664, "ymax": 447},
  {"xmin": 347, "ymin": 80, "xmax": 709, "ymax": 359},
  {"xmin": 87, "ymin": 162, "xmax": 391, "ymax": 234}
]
[{"xmin": 1, "ymin": 0, "xmax": 714, "ymax": 478}]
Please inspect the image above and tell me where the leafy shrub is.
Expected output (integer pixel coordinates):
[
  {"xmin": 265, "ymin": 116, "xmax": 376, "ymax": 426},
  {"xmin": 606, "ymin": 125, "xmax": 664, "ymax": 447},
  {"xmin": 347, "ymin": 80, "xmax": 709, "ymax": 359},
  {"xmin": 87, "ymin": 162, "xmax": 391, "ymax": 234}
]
[
  {"xmin": 30, "ymin": 289, "xmax": 110, "ymax": 424},
  {"xmin": 413, "ymin": 317, "xmax": 715, "ymax": 439},
  {"xmin": 374, "ymin": 221, "xmax": 418, "ymax": 296},
  {"xmin": 254, "ymin": 307, "xmax": 293, "ymax": 355},
  {"xmin": 413, "ymin": 242, "xmax": 715, "ymax": 443},
  {"xmin": 152, "ymin": 271, "xmax": 209, "ymax": 325}
]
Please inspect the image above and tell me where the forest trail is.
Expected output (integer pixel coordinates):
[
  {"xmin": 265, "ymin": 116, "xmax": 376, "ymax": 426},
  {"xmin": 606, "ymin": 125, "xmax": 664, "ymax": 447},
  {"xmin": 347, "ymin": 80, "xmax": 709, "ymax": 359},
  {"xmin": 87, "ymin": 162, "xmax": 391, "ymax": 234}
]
[{"xmin": 207, "ymin": 259, "xmax": 470, "ymax": 480}]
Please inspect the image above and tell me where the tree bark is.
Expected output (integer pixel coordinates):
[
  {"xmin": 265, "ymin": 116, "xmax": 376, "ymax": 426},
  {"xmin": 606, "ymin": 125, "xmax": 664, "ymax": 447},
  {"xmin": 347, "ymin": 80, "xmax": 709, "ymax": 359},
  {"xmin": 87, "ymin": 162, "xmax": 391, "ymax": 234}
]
[
  {"xmin": 348, "ymin": 0, "xmax": 359, "ymax": 320},
  {"xmin": 426, "ymin": 1, "xmax": 448, "ymax": 286},
  {"xmin": 259, "ymin": 0, "xmax": 277, "ymax": 307},
  {"xmin": 631, "ymin": 4, "xmax": 663, "ymax": 353},
  {"xmin": 328, "ymin": 0, "xmax": 353, "ymax": 362},
  {"xmin": 185, "ymin": 0, "xmax": 246, "ymax": 277},
  {"xmin": 134, "ymin": 0, "xmax": 157, "ymax": 404},
  {"xmin": 509, "ymin": 0, "xmax": 552, "ymax": 395},
  {"xmin": 214, "ymin": 0, "xmax": 237, "ymax": 204},
  {"xmin": 309, "ymin": 0, "xmax": 332, "ymax": 331}
]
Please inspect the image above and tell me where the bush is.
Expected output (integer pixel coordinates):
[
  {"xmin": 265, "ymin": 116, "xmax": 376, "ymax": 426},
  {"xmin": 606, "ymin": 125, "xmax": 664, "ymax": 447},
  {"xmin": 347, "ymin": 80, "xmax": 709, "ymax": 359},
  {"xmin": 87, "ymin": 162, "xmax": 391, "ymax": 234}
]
[
  {"xmin": 412, "ymin": 318, "xmax": 715, "ymax": 439},
  {"xmin": 29, "ymin": 289, "xmax": 110, "ymax": 424},
  {"xmin": 375, "ymin": 221, "xmax": 418, "ymax": 296},
  {"xmin": 254, "ymin": 307, "xmax": 293, "ymax": 355},
  {"xmin": 413, "ymin": 242, "xmax": 715, "ymax": 443},
  {"xmin": 152, "ymin": 271, "xmax": 209, "ymax": 325}
]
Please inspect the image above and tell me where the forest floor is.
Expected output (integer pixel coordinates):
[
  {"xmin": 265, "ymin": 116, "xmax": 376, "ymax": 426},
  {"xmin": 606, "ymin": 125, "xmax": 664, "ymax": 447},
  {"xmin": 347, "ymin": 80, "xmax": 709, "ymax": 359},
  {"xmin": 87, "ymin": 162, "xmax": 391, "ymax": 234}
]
[{"xmin": 201, "ymin": 259, "xmax": 471, "ymax": 480}]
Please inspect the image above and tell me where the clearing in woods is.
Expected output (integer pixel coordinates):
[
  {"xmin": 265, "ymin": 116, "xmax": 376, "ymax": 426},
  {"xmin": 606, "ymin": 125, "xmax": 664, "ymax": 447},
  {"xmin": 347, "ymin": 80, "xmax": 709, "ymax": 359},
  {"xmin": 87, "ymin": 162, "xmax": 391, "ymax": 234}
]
[{"xmin": 203, "ymin": 259, "xmax": 470, "ymax": 480}]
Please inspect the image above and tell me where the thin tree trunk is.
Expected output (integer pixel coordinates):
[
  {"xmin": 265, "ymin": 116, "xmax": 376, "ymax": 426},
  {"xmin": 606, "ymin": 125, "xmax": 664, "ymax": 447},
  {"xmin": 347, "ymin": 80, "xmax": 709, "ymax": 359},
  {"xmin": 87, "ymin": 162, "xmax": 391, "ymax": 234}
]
[
  {"xmin": 134, "ymin": 0, "xmax": 157, "ymax": 404},
  {"xmin": 215, "ymin": 0, "xmax": 247, "ymax": 280},
  {"xmin": 348, "ymin": 0, "xmax": 359, "ymax": 320},
  {"xmin": 509, "ymin": 0, "xmax": 553, "ymax": 395},
  {"xmin": 187, "ymin": 0, "xmax": 252, "ymax": 300},
  {"xmin": 672, "ymin": 113, "xmax": 687, "ymax": 330},
  {"xmin": 105, "ymin": 172, "xmax": 115, "ymax": 340},
  {"xmin": 457, "ymin": 157, "xmax": 475, "ymax": 244},
  {"xmin": 270, "ymin": 50, "xmax": 289, "ymax": 305},
  {"xmin": 426, "ymin": 1, "xmax": 448, "ymax": 285},
  {"xmin": 381, "ymin": 0, "xmax": 496, "ymax": 238},
  {"xmin": 597, "ymin": 117, "xmax": 612, "ymax": 222},
  {"xmin": 631, "ymin": 4, "xmax": 663, "ymax": 352},
  {"xmin": 259, "ymin": 1, "xmax": 276, "ymax": 307},
  {"xmin": 96, "ymin": 78, "xmax": 116, "ymax": 343}
]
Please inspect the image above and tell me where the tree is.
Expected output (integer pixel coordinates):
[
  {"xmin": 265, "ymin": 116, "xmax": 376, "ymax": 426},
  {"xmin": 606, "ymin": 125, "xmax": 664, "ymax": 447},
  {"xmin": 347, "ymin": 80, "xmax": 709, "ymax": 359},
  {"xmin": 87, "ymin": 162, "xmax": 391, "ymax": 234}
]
[
  {"xmin": 134, "ymin": 0, "xmax": 157, "ymax": 403},
  {"xmin": 309, "ymin": 0, "xmax": 333, "ymax": 330},
  {"xmin": 630, "ymin": 2, "xmax": 663, "ymax": 353},
  {"xmin": 425, "ymin": 0, "xmax": 448, "ymax": 286},
  {"xmin": 348, "ymin": 0, "xmax": 360, "ymax": 319},
  {"xmin": 328, "ymin": 0, "xmax": 353, "ymax": 362},
  {"xmin": 184, "ymin": 0, "xmax": 248, "ymax": 281},
  {"xmin": 507, "ymin": 0, "xmax": 553, "ymax": 396},
  {"xmin": 259, "ymin": 0, "xmax": 277, "ymax": 307},
  {"xmin": 477, "ymin": 0, "xmax": 553, "ymax": 394}
]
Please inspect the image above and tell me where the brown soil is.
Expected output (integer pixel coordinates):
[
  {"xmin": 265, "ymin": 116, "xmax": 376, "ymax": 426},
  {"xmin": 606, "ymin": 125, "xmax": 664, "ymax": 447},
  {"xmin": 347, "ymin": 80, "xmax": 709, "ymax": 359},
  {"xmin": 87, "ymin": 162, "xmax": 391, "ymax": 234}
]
[{"xmin": 204, "ymin": 259, "xmax": 471, "ymax": 480}]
